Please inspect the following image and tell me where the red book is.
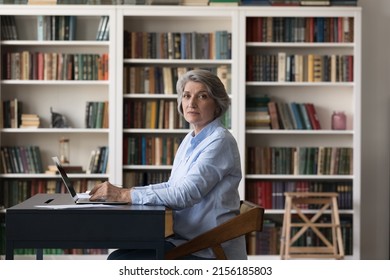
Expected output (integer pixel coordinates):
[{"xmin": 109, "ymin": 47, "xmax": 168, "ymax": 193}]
[{"xmin": 305, "ymin": 103, "xmax": 321, "ymax": 130}]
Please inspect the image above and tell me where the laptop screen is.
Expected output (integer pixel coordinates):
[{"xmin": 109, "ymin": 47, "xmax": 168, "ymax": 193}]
[{"xmin": 52, "ymin": 156, "xmax": 77, "ymax": 199}]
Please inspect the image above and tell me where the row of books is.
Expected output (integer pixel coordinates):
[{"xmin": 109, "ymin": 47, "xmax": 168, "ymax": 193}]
[
  {"xmin": 123, "ymin": 170, "xmax": 171, "ymax": 187},
  {"xmin": 0, "ymin": 15, "xmax": 18, "ymax": 40},
  {"xmin": 246, "ymin": 95, "xmax": 321, "ymax": 130},
  {"xmin": 0, "ymin": 178, "xmax": 102, "ymax": 209},
  {"xmin": 245, "ymin": 180, "xmax": 353, "ymax": 210},
  {"xmin": 246, "ymin": 53, "xmax": 353, "ymax": 82},
  {"xmin": 37, "ymin": 15, "xmax": 77, "ymax": 41},
  {"xmin": 124, "ymin": 30, "xmax": 231, "ymax": 60},
  {"xmin": 0, "ymin": 146, "xmax": 44, "ymax": 174},
  {"xmin": 5, "ymin": 247, "xmax": 108, "ymax": 256},
  {"xmin": 124, "ymin": 99, "xmax": 188, "ymax": 129},
  {"xmin": 3, "ymin": 51, "xmax": 109, "ymax": 81},
  {"xmin": 246, "ymin": 146, "xmax": 353, "ymax": 175},
  {"xmin": 85, "ymin": 101, "xmax": 109, "ymax": 129},
  {"xmin": 96, "ymin": 15, "xmax": 109, "ymax": 41},
  {"xmin": 86, "ymin": 146, "xmax": 109, "ymax": 174},
  {"xmin": 246, "ymin": 16, "xmax": 354, "ymax": 43},
  {"xmin": 123, "ymin": 135, "xmax": 183, "ymax": 165},
  {"xmin": 123, "ymin": 65, "xmax": 231, "ymax": 95},
  {"xmin": 269, "ymin": 101, "xmax": 321, "ymax": 130},
  {"xmin": 247, "ymin": 217, "xmax": 353, "ymax": 255},
  {"xmin": 124, "ymin": 66, "xmax": 180, "ymax": 94}
]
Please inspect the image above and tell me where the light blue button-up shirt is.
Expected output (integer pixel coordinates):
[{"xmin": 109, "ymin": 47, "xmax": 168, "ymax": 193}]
[{"xmin": 131, "ymin": 118, "xmax": 246, "ymax": 259}]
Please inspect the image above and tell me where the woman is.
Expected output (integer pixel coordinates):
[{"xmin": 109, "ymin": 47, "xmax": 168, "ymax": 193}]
[{"xmin": 89, "ymin": 69, "xmax": 245, "ymax": 259}]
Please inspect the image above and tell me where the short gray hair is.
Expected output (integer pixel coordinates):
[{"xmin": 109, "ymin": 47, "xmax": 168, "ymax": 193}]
[{"xmin": 176, "ymin": 69, "xmax": 230, "ymax": 119}]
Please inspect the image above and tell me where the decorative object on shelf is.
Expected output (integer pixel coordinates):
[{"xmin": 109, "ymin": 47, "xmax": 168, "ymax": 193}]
[
  {"xmin": 59, "ymin": 137, "xmax": 70, "ymax": 164},
  {"xmin": 331, "ymin": 111, "xmax": 347, "ymax": 130},
  {"xmin": 50, "ymin": 107, "xmax": 69, "ymax": 128}
]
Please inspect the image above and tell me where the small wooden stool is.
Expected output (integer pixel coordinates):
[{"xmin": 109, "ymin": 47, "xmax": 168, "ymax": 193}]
[{"xmin": 280, "ymin": 192, "xmax": 344, "ymax": 260}]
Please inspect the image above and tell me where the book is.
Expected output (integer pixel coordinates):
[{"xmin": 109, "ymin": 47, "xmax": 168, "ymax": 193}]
[
  {"xmin": 180, "ymin": 0, "xmax": 208, "ymax": 5},
  {"xmin": 267, "ymin": 101, "xmax": 280, "ymax": 129},
  {"xmin": 241, "ymin": 0, "xmax": 270, "ymax": 5},
  {"xmin": 304, "ymin": 103, "xmax": 321, "ymax": 129},
  {"xmin": 278, "ymin": 52, "xmax": 286, "ymax": 82},
  {"xmin": 298, "ymin": 103, "xmax": 312, "ymax": 130},
  {"xmin": 209, "ymin": 0, "xmax": 241, "ymax": 5},
  {"xmin": 300, "ymin": 0, "xmax": 330, "ymax": 5},
  {"xmin": 289, "ymin": 102, "xmax": 304, "ymax": 129}
]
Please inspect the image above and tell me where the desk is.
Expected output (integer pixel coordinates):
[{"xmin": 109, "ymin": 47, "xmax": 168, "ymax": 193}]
[{"xmin": 5, "ymin": 193, "xmax": 166, "ymax": 260}]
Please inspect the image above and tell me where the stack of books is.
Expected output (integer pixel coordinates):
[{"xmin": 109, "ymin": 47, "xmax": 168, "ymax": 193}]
[{"xmin": 20, "ymin": 114, "xmax": 40, "ymax": 128}]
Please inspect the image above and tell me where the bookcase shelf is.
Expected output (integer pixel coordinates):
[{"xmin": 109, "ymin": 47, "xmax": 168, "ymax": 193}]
[{"xmin": 0, "ymin": 5, "xmax": 361, "ymax": 260}]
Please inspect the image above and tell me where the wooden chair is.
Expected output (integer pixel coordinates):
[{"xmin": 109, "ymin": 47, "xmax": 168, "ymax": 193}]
[{"xmin": 165, "ymin": 200, "xmax": 265, "ymax": 260}]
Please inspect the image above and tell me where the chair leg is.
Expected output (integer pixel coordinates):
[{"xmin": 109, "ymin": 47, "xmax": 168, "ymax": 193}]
[{"xmin": 280, "ymin": 196, "xmax": 292, "ymax": 259}]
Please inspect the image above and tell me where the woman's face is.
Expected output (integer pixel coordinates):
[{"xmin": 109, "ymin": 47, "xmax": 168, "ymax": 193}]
[{"xmin": 181, "ymin": 81, "xmax": 217, "ymax": 134}]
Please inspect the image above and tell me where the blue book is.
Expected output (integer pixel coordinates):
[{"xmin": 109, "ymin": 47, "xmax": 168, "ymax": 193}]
[
  {"xmin": 299, "ymin": 103, "xmax": 312, "ymax": 130},
  {"xmin": 289, "ymin": 102, "xmax": 304, "ymax": 129}
]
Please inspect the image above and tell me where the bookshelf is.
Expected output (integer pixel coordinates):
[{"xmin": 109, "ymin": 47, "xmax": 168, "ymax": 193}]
[
  {"xmin": 0, "ymin": 5, "xmax": 361, "ymax": 260},
  {"xmin": 116, "ymin": 6, "xmax": 240, "ymax": 188},
  {"xmin": 238, "ymin": 7, "xmax": 361, "ymax": 259},
  {"xmin": 0, "ymin": 5, "xmax": 117, "ymax": 258}
]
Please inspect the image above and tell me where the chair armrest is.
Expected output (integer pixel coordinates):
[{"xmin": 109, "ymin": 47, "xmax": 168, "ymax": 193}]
[{"xmin": 165, "ymin": 205, "xmax": 264, "ymax": 260}]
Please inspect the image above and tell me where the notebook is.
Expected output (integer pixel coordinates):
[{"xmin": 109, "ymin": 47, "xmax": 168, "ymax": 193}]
[{"xmin": 52, "ymin": 156, "xmax": 127, "ymax": 205}]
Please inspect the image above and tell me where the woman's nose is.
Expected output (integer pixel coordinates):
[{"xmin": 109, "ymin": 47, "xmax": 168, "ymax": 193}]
[{"xmin": 188, "ymin": 98, "xmax": 197, "ymax": 107}]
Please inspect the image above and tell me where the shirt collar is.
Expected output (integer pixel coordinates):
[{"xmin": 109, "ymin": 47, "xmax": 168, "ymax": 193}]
[{"xmin": 190, "ymin": 118, "xmax": 222, "ymax": 146}]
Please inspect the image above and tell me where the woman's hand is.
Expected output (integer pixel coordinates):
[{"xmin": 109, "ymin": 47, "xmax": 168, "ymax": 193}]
[{"xmin": 89, "ymin": 181, "xmax": 131, "ymax": 203}]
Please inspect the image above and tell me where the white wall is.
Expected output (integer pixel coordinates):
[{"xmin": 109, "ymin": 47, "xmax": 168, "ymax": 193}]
[{"xmin": 359, "ymin": 0, "xmax": 390, "ymax": 259}]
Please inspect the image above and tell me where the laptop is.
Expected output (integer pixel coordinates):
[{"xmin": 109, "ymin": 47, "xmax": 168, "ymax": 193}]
[{"xmin": 52, "ymin": 156, "xmax": 127, "ymax": 205}]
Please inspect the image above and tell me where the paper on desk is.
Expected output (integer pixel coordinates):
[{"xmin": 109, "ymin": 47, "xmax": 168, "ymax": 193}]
[{"xmin": 34, "ymin": 204, "xmax": 117, "ymax": 209}]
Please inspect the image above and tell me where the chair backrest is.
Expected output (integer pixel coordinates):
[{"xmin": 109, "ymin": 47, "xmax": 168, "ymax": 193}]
[{"xmin": 165, "ymin": 200, "xmax": 264, "ymax": 260}]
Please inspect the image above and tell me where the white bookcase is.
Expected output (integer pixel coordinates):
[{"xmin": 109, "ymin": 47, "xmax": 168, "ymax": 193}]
[
  {"xmin": 115, "ymin": 6, "xmax": 240, "ymax": 188},
  {"xmin": 0, "ymin": 5, "xmax": 117, "ymax": 258},
  {"xmin": 238, "ymin": 7, "xmax": 361, "ymax": 259},
  {"xmin": 0, "ymin": 5, "xmax": 361, "ymax": 260}
]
